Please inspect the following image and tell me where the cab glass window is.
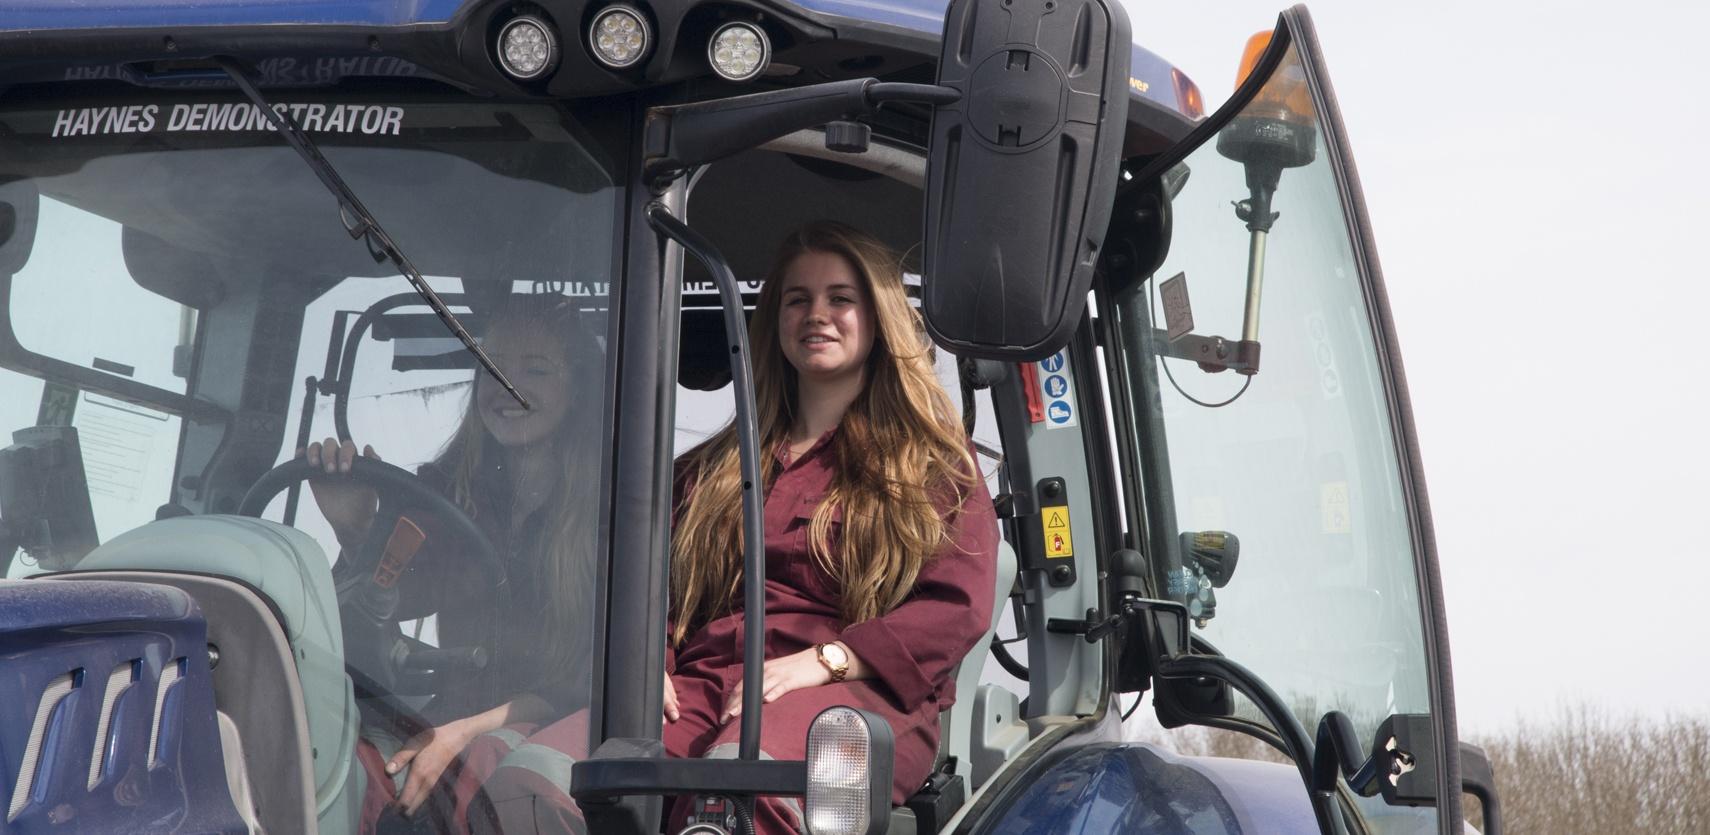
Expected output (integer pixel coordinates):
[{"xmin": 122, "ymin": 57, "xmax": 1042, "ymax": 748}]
[{"xmin": 1109, "ymin": 45, "xmax": 1439, "ymax": 829}]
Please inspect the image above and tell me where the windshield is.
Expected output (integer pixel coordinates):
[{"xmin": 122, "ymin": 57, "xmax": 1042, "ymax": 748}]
[
  {"xmin": 1112, "ymin": 47, "xmax": 1439, "ymax": 830},
  {"xmin": 0, "ymin": 91, "xmax": 619, "ymax": 831}
]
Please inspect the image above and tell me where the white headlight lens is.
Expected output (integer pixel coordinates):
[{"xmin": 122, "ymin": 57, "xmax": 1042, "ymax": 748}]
[
  {"xmin": 496, "ymin": 16, "xmax": 558, "ymax": 80},
  {"xmin": 805, "ymin": 707, "xmax": 871, "ymax": 835},
  {"xmin": 708, "ymin": 22, "xmax": 770, "ymax": 82},
  {"xmin": 589, "ymin": 6, "xmax": 651, "ymax": 69}
]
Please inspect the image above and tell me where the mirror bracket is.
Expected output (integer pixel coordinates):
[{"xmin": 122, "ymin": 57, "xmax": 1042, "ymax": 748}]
[
  {"xmin": 1312, "ymin": 711, "xmax": 1441, "ymax": 808},
  {"xmin": 642, "ymin": 80, "xmax": 959, "ymax": 189}
]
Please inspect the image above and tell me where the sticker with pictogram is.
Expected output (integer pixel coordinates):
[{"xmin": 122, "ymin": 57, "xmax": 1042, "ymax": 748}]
[
  {"xmin": 1041, "ymin": 504, "xmax": 1073, "ymax": 558},
  {"xmin": 1035, "ymin": 350, "xmax": 1078, "ymax": 430}
]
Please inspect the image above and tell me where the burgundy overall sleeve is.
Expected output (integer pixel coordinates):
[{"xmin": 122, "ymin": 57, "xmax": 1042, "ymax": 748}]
[{"xmin": 835, "ymin": 477, "xmax": 998, "ymax": 713}]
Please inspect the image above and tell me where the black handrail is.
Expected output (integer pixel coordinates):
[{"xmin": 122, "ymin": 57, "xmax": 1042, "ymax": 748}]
[{"xmin": 644, "ymin": 203, "xmax": 767, "ymax": 761}]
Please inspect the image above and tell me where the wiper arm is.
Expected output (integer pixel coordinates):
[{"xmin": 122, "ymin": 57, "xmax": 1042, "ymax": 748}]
[{"xmin": 215, "ymin": 58, "xmax": 529, "ymax": 410}]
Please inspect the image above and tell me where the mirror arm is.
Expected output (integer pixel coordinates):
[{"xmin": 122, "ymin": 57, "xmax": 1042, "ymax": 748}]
[
  {"xmin": 1150, "ymin": 329, "xmax": 1261, "ymax": 375},
  {"xmin": 643, "ymin": 79, "xmax": 960, "ymax": 186},
  {"xmin": 1460, "ymin": 741, "xmax": 1503, "ymax": 835},
  {"xmin": 1313, "ymin": 711, "xmax": 1384, "ymax": 798},
  {"xmin": 1158, "ymin": 653, "xmax": 1343, "ymax": 835}
]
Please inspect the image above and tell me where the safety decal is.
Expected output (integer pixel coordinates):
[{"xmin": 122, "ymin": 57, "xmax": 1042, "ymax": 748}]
[
  {"xmin": 1035, "ymin": 349, "xmax": 1077, "ymax": 430},
  {"xmin": 1321, "ymin": 481, "xmax": 1351, "ymax": 534},
  {"xmin": 36, "ymin": 381, "xmax": 79, "ymax": 426},
  {"xmin": 1041, "ymin": 504, "xmax": 1073, "ymax": 558}
]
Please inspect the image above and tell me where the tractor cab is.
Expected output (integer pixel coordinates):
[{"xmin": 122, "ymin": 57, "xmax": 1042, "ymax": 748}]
[{"xmin": 0, "ymin": 1, "xmax": 1494, "ymax": 834}]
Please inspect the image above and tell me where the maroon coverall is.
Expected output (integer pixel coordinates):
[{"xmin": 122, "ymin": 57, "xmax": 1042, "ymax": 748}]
[{"xmin": 665, "ymin": 433, "xmax": 998, "ymax": 834}]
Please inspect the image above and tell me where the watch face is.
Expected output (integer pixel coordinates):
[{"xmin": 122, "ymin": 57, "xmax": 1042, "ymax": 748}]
[{"xmin": 822, "ymin": 643, "xmax": 848, "ymax": 667}]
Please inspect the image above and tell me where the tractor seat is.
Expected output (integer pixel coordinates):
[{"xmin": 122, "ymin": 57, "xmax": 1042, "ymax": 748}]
[{"xmin": 58, "ymin": 515, "xmax": 363, "ymax": 835}]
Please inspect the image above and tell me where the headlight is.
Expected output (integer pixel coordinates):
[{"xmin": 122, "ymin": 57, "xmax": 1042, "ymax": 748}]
[
  {"xmin": 707, "ymin": 21, "xmax": 770, "ymax": 82},
  {"xmin": 804, "ymin": 706, "xmax": 892, "ymax": 835},
  {"xmin": 589, "ymin": 5, "xmax": 652, "ymax": 70},
  {"xmin": 495, "ymin": 15, "xmax": 559, "ymax": 80}
]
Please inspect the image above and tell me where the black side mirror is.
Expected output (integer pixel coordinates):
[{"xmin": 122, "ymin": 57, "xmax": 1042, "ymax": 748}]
[{"xmin": 923, "ymin": 0, "xmax": 1131, "ymax": 360}]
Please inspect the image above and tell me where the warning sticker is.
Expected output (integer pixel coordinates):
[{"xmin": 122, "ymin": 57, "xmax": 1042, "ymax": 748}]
[
  {"xmin": 1041, "ymin": 504, "xmax": 1073, "ymax": 558},
  {"xmin": 36, "ymin": 381, "xmax": 79, "ymax": 426},
  {"xmin": 1321, "ymin": 481, "xmax": 1351, "ymax": 534}
]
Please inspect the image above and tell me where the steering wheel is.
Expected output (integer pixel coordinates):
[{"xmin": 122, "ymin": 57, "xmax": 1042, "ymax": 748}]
[
  {"xmin": 237, "ymin": 456, "xmax": 505, "ymax": 716},
  {"xmin": 238, "ymin": 456, "xmax": 503, "ymax": 583}
]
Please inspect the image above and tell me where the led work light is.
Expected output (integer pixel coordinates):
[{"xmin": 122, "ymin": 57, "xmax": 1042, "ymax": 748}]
[
  {"xmin": 589, "ymin": 5, "xmax": 652, "ymax": 69},
  {"xmin": 707, "ymin": 21, "xmax": 770, "ymax": 82},
  {"xmin": 496, "ymin": 15, "xmax": 559, "ymax": 80}
]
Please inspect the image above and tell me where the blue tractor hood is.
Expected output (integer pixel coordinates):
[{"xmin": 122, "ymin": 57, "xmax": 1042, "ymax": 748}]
[{"xmin": 979, "ymin": 741, "xmax": 1319, "ymax": 834}]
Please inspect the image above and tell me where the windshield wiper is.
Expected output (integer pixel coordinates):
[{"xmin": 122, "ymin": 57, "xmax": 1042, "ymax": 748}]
[{"xmin": 215, "ymin": 58, "xmax": 529, "ymax": 410}]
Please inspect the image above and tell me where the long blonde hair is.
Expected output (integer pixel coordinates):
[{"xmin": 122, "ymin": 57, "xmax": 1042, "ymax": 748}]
[
  {"xmin": 670, "ymin": 222, "xmax": 976, "ymax": 644},
  {"xmin": 433, "ymin": 296, "xmax": 601, "ymax": 682}
]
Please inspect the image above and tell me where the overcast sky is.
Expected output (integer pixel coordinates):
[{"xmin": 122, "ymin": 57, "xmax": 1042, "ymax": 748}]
[{"xmin": 1119, "ymin": 0, "xmax": 1710, "ymax": 733}]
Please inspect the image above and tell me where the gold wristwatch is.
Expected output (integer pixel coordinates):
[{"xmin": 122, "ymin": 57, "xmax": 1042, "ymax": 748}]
[{"xmin": 815, "ymin": 642, "xmax": 850, "ymax": 683}]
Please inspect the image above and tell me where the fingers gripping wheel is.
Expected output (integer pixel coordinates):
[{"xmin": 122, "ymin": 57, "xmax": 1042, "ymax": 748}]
[{"xmin": 237, "ymin": 457, "xmax": 502, "ymax": 697}]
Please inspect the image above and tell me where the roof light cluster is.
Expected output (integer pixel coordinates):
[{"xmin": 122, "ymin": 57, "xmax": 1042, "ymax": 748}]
[{"xmin": 494, "ymin": 7, "xmax": 773, "ymax": 83}]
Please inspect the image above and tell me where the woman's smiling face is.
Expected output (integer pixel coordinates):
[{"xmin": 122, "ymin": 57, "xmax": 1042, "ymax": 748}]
[
  {"xmin": 476, "ymin": 328, "xmax": 574, "ymax": 448},
  {"xmin": 776, "ymin": 249, "xmax": 876, "ymax": 383}
]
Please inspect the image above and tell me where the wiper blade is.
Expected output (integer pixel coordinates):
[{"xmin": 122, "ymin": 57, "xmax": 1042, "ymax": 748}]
[{"xmin": 215, "ymin": 58, "xmax": 529, "ymax": 410}]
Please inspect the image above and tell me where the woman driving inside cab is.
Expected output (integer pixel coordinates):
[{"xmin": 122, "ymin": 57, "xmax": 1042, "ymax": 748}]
[{"xmin": 304, "ymin": 295, "xmax": 600, "ymax": 831}]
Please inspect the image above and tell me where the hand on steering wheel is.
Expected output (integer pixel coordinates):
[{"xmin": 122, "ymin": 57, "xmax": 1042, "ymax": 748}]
[{"xmin": 302, "ymin": 437, "xmax": 382, "ymax": 550}]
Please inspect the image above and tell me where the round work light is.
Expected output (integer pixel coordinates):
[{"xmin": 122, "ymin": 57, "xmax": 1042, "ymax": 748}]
[
  {"xmin": 707, "ymin": 21, "xmax": 770, "ymax": 82},
  {"xmin": 589, "ymin": 5, "xmax": 652, "ymax": 69},
  {"xmin": 496, "ymin": 15, "xmax": 559, "ymax": 80}
]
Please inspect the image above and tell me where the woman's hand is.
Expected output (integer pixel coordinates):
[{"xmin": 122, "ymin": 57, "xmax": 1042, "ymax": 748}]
[
  {"xmin": 387, "ymin": 718, "xmax": 478, "ymax": 816},
  {"xmin": 720, "ymin": 644, "xmax": 864, "ymax": 722},
  {"xmin": 302, "ymin": 437, "xmax": 381, "ymax": 548},
  {"xmin": 664, "ymin": 672, "xmax": 681, "ymax": 723}
]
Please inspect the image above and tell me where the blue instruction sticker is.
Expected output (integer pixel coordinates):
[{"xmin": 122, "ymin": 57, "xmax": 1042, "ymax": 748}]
[{"xmin": 1036, "ymin": 351, "xmax": 1078, "ymax": 430}]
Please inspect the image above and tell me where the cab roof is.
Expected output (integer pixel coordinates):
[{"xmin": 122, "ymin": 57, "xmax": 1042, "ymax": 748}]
[{"xmin": 0, "ymin": 0, "xmax": 1200, "ymax": 156}]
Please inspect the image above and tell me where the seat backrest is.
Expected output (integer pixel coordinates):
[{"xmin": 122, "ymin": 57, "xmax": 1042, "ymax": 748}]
[
  {"xmin": 0, "ymin": 578, "xmax": 249, "ymax": 834},
  {"xmin": 940, "ymin": 539, "xmax": 1018, "ymax": 786},
  {"xmin": 71, "ymin": 515, "xmax": 363, "ymax": 834}
]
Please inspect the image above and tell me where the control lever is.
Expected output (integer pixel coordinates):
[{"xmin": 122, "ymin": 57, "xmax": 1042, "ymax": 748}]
[{"xmin": 399, "ymin": 645, "xmax": 489, "ymax": 673}]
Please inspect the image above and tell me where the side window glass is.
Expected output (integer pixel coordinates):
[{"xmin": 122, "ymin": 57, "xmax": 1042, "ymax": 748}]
[
  {"xmin": 10, "ymin": 198, "xmax": 197, "ymax": 394},
  {"xmin": 4, "ymin": 197, "xmax": 186, "ymax": 575}
]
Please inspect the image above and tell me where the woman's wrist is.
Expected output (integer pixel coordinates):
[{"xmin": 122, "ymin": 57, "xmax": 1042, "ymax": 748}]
[
  {"xmin": 832, "ymin": 641, "xmax": 870, "ymax": 681},
  {"xmin": 333, "ymin": 516, "xmax": 376, "ymax": 552},
  {"xmin": 455, "ymin": 704, "xmax": 510, "ymax": 740}
]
